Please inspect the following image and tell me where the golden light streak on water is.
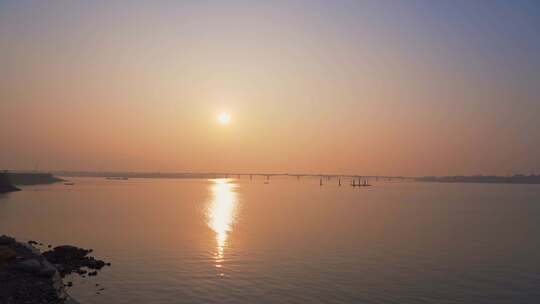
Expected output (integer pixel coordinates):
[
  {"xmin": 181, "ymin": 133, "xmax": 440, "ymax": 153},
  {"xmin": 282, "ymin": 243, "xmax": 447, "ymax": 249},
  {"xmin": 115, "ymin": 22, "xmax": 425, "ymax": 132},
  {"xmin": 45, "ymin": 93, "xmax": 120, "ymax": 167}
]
[{"xmin": 206, "ymin": 179, "xmax": 238, "ymax": 275}]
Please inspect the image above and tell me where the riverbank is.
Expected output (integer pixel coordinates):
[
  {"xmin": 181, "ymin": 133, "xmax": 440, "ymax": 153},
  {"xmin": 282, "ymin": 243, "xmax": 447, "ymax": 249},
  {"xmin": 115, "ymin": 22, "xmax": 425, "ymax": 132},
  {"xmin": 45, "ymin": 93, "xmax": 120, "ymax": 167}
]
[
  {"xmin": 0, "ymin": 173, "xmax": 20, "ymax": 193},
  {"xmin": 0, "ymin": 235, "xmax": 110, "ymax": 304},
  {"xmin": 3, "ymin": 172, "xmax": 64, "ymax": 186}
]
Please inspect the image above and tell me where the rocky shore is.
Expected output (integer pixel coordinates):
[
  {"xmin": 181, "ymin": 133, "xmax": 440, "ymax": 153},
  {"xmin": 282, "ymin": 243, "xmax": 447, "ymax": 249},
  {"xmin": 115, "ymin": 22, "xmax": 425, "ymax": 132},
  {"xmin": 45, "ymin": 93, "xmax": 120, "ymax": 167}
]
[{"xmin": 0, "ymin": 235, "xmax": 110, "ymax": 304}]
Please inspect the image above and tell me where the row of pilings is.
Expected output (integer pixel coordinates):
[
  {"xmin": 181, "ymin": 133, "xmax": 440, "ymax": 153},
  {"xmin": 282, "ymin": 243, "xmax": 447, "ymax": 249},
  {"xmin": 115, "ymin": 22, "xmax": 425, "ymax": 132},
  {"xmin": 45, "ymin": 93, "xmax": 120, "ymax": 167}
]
[
  {"xmin": 319, "ymin": 176, "xmax": 371, "ymax": 187},
  {"xmin": 216, "ymin": 174, "xmax": 406, "ymax": 185}
]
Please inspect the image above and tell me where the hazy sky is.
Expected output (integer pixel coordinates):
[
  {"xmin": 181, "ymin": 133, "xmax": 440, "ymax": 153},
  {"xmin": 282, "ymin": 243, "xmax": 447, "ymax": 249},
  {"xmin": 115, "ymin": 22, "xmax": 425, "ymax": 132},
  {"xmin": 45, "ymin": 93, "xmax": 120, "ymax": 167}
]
[{"xmin": 1, "ymin": 0, "xmax": 539, "ymax": 176}]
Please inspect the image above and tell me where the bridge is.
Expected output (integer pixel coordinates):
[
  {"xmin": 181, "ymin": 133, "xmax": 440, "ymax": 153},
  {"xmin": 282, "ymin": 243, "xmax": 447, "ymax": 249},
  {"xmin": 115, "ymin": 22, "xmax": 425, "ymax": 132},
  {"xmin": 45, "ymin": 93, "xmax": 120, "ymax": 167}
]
[
  {"xmin": 43, "ymin": 170, "xmax": 414, "ymax": 184},
  {"xmin": 210, "ymin": 173, "xmax": 413, "ymax": 183}
]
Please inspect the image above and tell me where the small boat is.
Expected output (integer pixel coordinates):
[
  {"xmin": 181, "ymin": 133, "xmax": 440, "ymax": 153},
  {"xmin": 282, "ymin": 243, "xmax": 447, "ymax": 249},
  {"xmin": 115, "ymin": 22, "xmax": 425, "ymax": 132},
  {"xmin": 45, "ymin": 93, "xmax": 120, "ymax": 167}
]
[
  {"xmin": 106, "ymin": 177, "xmax": 129, "ymax": 180},
  {"xmin": 64, "ymin": 182, "xmax": 75, "ymax": 186}
]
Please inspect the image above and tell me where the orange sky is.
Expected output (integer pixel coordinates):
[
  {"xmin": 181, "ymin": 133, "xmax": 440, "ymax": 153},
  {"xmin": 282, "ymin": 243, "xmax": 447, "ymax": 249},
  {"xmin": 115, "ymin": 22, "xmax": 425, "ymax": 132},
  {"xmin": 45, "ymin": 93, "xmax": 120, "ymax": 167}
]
[{"xmin": 1, "ymin": 1, "xmax": 539, "ymax": 176}]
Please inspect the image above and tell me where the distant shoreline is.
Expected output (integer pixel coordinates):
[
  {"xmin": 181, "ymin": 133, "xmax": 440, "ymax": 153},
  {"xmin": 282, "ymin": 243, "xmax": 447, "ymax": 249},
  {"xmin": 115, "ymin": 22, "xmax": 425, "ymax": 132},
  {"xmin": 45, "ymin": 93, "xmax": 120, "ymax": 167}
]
[
  {"xmin": 4, "ymin": 171, "xmax": 539, "ymax": 185},
  {"xmin": 416, "ymin": 175, "xmax": 540, "ymax": 185}
]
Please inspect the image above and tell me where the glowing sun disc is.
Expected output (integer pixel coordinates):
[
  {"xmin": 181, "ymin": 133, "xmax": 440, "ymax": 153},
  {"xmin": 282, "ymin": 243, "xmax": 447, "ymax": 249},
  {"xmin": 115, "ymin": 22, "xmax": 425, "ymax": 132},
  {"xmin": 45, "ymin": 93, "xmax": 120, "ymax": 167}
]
[{"xmin": 218, "ymin": 112, "xmax": 231, "ymax": 125}]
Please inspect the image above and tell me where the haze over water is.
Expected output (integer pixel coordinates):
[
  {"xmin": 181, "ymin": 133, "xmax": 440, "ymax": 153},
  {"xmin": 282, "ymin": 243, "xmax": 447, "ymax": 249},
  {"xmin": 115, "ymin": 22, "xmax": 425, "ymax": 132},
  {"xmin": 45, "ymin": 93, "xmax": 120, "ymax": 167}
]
[{"xmin": 2, "ymin": 178, "xmax": 540, "ymax": 303}]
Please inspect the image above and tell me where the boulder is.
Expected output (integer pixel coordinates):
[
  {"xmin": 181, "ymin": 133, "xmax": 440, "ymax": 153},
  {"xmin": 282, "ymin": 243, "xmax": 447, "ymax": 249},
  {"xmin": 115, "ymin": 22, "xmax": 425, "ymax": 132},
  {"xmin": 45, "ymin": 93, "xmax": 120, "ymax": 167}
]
[
  {"xmin": 0, "ymin": 235, "xmax": 16, "ymax": 245},
  {"xmin": 0, "ymin": 246, "xmax": 17, "ymax": 263},
  {"xmin": 13, "ymin": 258, "xmax": 42, "ymax": 274},
  {"xmin": 43, "ymin": 245, "xmax": 109, "ymax": 277},
  {"xmin": 38, "ymin": 260, "xmax": 57, "ymax": 277}
]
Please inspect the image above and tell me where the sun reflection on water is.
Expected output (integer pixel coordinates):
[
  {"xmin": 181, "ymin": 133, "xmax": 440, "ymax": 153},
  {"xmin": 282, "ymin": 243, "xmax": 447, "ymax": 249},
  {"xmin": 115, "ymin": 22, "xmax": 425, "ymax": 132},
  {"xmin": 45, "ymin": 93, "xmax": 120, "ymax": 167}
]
[{"xmin": 207, "ymin": 179, "xmax": 238, "ymax": 274}]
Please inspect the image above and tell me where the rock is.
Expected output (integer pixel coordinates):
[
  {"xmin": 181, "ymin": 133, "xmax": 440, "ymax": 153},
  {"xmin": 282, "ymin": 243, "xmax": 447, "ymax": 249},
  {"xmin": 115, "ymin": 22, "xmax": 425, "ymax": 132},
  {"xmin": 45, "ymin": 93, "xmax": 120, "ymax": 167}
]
[
  {"xmin": 43, "ymin": 245, "xmax": 110, "ymax": 277},
  {"xmin": 76, "ymin": 269, "xmax": 87, "ymax": 275},
  {"xmin": 38, "ymin": 260, "xmax": 57, "ymax": 277},
  {"xmin": 0, "ymin": 235, "xmax": 16, "ymax": 245},
  {"xmin": 86, "ymin": 258, "xmax": 106, "ymax": 269},
  {"xmin": 0, "ymin": 235, "xmax": 103, "ymax": 304},
  {"xmin": 0, "ymin": 246, "xmax": 17, "ymax": 263},
  {"xmin": 21, "ymin": 242, "xmax": 41, "ymax": 255},
  {"xmin": 45, "ymin": 245, "xmax": 91, "ymax": 261},
  {"xmin": 13, "ymin": 259, "xmax": 41, "ymax": 274}
]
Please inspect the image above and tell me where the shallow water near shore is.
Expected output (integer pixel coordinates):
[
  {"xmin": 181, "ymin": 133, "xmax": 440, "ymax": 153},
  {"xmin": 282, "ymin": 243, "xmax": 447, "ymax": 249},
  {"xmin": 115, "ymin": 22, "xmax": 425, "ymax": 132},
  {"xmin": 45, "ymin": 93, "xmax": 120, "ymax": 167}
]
[{"xmin": 1, "ymin": 177, "xmax": 540, "ymax": 303}]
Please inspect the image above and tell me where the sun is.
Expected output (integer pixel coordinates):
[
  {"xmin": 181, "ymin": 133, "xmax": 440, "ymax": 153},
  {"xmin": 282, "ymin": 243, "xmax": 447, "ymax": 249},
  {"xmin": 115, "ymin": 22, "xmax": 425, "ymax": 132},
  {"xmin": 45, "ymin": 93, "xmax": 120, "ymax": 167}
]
[{"xmin": 217, "ymin": 112, "xmax": 231, "ymax": 125}]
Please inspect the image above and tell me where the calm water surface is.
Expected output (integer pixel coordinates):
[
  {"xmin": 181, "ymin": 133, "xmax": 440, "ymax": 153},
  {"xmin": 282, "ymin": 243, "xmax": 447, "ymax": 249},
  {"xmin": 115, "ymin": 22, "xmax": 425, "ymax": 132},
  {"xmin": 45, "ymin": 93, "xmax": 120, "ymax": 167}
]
[{"xmin": 1, "ymin": 177, "xmax": 540, "ymax": 303}]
